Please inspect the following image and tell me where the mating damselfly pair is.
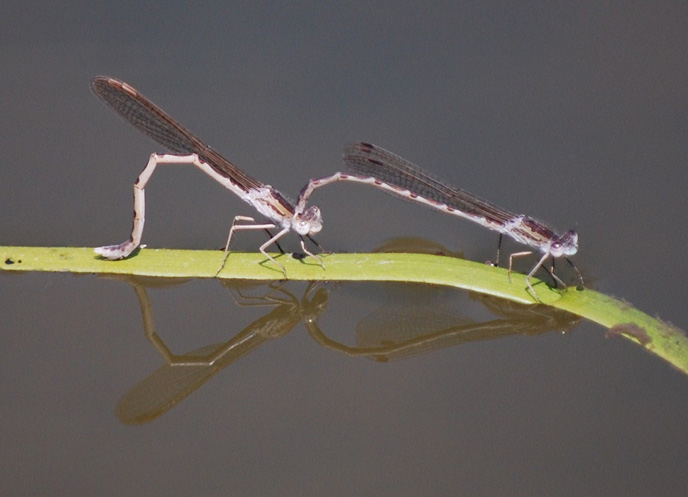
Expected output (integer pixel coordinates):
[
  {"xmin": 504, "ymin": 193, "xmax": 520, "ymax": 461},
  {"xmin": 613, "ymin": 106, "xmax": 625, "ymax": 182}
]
[{"xmin": 91, "ymin": 76, "xmax": 582, "ymax": 299}]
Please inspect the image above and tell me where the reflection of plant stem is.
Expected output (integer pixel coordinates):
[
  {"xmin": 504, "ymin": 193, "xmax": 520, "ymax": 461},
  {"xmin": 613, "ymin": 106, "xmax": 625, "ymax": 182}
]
[{"xmin": 2, "ymin": 246, "xmax": 688, "ymax": 375}]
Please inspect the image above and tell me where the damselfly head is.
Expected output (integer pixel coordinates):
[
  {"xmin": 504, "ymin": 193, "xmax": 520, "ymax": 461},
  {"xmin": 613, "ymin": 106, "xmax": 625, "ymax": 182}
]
[
  {"xmin": 549, "ymin": 230, "xmax": 578, "ymax": 257},
  {"xmin": 294, "ymin": 206, "xmax": 323, "ymax": 235}
]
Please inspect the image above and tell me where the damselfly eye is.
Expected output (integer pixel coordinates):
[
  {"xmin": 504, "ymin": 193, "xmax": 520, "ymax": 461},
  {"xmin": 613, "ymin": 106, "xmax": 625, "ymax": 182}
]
[{"xmin": 293, "ymin": 206, "xmax": 323, "ymax": 235}]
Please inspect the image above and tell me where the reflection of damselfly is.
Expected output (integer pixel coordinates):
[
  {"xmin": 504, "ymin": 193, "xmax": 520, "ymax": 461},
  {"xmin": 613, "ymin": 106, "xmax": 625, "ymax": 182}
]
[
  {"xmin": 117, "ymin": 275, "xmax": 577, "ymax": 423},
  {"xmin": 296, "ymin": 142, "xmax": 584, "ymax": 298},
  {"xmin": 91, "ymin": 76, "xmax": 324, "ymax": 275},
  {"xmin": 118, "ymin": 278, "xmax": 328, "ymax": 424}
]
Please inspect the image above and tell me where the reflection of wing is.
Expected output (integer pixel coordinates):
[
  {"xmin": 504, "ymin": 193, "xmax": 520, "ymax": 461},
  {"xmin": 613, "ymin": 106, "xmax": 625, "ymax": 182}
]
[
  {"xmin": 118, "ymin": 315, "xmax": 284, "ymax": 424},
  {"xmin": 356, "ymin": 305, "xmax": 474, "ymax": 361},
  {"xmin": 353, "ymin": 297, "xmax": 582, "ymax": 362},
  {"xmin": 117, "ymin": 343, "xmax": 228, "ymax": 425}
]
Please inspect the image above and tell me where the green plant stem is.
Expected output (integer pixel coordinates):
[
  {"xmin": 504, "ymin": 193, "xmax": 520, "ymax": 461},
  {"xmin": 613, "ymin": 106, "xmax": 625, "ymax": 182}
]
[{"xmin": 2, "ymin": 245, "xmax": 687, "ymax": 375}]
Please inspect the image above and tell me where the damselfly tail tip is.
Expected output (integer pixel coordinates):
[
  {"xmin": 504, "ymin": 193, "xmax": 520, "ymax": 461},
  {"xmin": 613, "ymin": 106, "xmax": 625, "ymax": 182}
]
[{"xmin": 94, "ymin": 241, "xmax": 139, "ymax": 260}]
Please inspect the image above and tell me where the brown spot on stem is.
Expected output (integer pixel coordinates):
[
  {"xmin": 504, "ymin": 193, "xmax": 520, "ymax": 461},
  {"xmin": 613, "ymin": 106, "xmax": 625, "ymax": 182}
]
[{"xmin": 607, "ymin": 323, "xmax": 652, "ymax": 345}]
